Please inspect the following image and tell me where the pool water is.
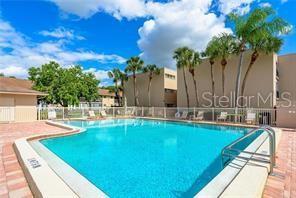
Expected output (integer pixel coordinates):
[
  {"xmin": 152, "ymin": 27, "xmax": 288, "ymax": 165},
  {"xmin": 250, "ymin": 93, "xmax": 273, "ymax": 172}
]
[{"xmin": 41, "ymin": 119, "xmax": 257, "ymax": 197}]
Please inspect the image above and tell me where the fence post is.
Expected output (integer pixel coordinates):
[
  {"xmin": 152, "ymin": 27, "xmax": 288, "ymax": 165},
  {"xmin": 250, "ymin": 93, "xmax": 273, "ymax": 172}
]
[
  {"xmin": 193, "ymin": 107, "xmax": 196, "ymax": 118},
  {"xmin": 38, "ymin": 107, "xmax": 40, "ymax": 121},
  {"xmin": 62, "ymin": 107, "xmax": 65, "ymax": 120},
  {"xmin": 113, "ymin": 107, "xmax": 115, "ymax": 117},
  {"xmin": 152, "ymin": 107, "xmax": 154, "ymax": 117},
  {"xmin": 212, "ymin": 107, "xmax": 215, "ymax": 121},
  {"xmin": 82, "ymin": 107, "xmax": 84, "ymax": 118},
  {"xmin": 142, "ymin": 106, "xmax": 144, "ymax": 117},
  {"xmin": 164, "ymin": 107, "xmax": 166, "ymax": 118}
]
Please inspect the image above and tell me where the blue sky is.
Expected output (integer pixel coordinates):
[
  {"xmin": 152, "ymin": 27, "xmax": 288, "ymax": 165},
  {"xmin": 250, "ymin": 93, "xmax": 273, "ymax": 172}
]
[{"xmin": 0, "ymin": 0, "xmax": 295, "ymax": 85}]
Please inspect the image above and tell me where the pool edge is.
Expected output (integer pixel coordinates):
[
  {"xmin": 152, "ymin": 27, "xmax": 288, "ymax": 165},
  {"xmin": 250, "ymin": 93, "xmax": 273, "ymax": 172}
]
[
  {"xmin": 14, "ymin": 118, "xmax": 282, "ymax": 197},
  {"xmin": 13, "ymin": 120, "xmax": 107, "ymax": 198}
]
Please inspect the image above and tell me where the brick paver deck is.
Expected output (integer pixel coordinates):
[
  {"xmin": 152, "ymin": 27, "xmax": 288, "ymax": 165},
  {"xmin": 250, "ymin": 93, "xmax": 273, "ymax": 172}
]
[
  {"xmin": 0, "ymin": 122, "xmax": 295, "ymax": 197},
  {"xmin": 0, "ymin": 122, "xmax": 67, "ymax": 197},
  {"xmin": 263, "ymin": 130, "xmax": 296, "ymax": 198}
]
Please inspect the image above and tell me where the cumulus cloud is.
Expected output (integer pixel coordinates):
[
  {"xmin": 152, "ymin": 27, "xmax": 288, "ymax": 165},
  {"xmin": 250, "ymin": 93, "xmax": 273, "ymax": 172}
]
[
  {"xmin": 259, "ymin": 2, "xmax": 272, "ymax": 7},
  {"xmin": 218, "ymin": 0, "xmax": 254, "ymax": 15},
  {"xmin": 83, "ymin": 67, "xmax": 110, "ymax": 85},
  {"xmin": 49, "ymin": 0, "xmax": 147, "ymax": 19},
  {"xmin": 39, "ymin": 27, "xmax": 85, "ymax": 40},
  {"xmin": 50, "ymin": 0, "xmax": 247, "ymax": 69},
  {"xmin": 0, "ymin": 19, "xmax": 126, "ymax": 79},
  {"xmin": 3, "ymin": 0, "xmax": 258, "ymax": 78},
  {"xmin": 138, "ymin": 0, "xmax": 232, "ymax": 67}
]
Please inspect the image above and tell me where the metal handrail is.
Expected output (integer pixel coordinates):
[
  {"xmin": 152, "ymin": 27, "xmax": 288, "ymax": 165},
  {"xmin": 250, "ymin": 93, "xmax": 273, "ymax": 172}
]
[{"xmin": 221, "ymin": 126, "xmax": 276, "ymax": 174}]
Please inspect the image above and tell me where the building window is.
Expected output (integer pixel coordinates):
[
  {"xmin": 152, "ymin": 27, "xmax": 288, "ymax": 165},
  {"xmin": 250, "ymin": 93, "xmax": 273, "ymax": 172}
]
[
  {"xmin": 165, "ymin": 89, "xmax": 176, "ymax": 93},
  {"xmin": 165, "ymin": 73, "xmax": 175, "ymax": 80}
]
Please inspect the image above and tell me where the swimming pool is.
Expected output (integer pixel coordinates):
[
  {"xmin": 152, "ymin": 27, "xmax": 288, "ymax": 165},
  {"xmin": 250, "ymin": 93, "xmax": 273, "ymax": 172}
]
[{"xmin": 41, "ymin": 119, "xmax": 259, "ymax": 197}]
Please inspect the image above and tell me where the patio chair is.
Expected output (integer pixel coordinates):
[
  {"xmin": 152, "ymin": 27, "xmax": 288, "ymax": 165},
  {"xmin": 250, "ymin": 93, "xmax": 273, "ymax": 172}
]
[
  {"xmin": 246, "ymin": 112, "xmax": 256, "ymax": 124},
  {"xmin": 48, "ymin": 109, "xmax": 56, "ymax": 120},
  {"xmin": 217, "ymin": 112, "xmax": 228, "ymax": 122},
  {"xmin": 181, "ymin": 111, "xmax": 188, "ymax": 119},
  {"xmin": 126, "ymin": 108, "xmax": 135, "ymax": 116},
  {"xmin": 175, "ymin": 111, "xmax": 181, "ymax": 119},
  {"xmin": 100, "ymin": 110, "xmax": 107, "ymax": 117},
  {"xmin": 193, "ymin": 111, "xmax": 204, "ymax": 121},
  {"xmin": 88, "ymin": 110, "xmax": 96, "ymax": 119}
]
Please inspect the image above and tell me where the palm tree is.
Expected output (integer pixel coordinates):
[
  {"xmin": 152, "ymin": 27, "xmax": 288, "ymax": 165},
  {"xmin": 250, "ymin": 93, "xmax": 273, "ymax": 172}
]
[
  {"xmin": 241, "ymin": 36, "xmax": 283, "ymax": 98},
  {"xmin": 108, "ymin": 68, "xmax": 121, "ymax": 106},
  {"xmin": 143, "ymin": 64, "xmax": 161, "ymax": 107},
  {"xmin": 173, "ymin": 47, "xmax": 192, "ymax": 108},
  {"xmin": 188, "ymin": 50, "xmax": 202, "ymax": 107},
  {"xmin": 203, "ymin": 39, "xmax": 220, "ymax": 106},
  {"xmin": 216, "ymin": 33, "xmax": 236, "ymax": 96},
  {"xmin": 124, "ymin": 56, "xmax": 144, "ymax": 106},
  {"xmin": 119, "ymin": 71, "xmax": 128, "ymax": 107},
  {"xmin": 229, "ymin": 7, "xmax": 290, "ymax": 106}
]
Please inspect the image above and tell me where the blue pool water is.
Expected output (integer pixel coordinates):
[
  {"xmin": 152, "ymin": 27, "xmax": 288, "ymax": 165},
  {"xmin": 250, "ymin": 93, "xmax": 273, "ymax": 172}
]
[{"xmin": 41, "ymin": 119, "xmax": 258, "ymax": 197}]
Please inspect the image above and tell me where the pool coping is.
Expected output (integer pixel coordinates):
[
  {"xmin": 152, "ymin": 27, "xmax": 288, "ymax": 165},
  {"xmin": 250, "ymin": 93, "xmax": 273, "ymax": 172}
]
[
  {"xmin": 13, "ymin": 121, "xmax": 107, "ymax": 198},
  {"xmin": 13, "ymin": 118, "xmax": 282, "ymax": 197}
]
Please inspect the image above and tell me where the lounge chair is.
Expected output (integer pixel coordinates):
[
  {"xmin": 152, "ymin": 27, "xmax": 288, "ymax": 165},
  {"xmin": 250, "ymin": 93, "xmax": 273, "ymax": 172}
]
[
  {"xmin": 217, "ymin": 112, "xmax": 228, "ymax": 122},
  {"xmin": 48, "ymin": 109, "xmax": 56, "ymax": 120},
  {"xmin": 246, "ymin": 112, "xmax": 256, "ymax": 124},
  {"xmin": 100, "ymin": 110, "xmax": 107, "ymax": 117},
  {"xmin": 193, "ymin": 111, "xmax": 204, "ymax": 121},
  {"xmin": 175, "ymin": 112, "xmax": 181, "ymax": 119},
  {"xmin": 181, "ymin": 111, "xmax": 188, "ymax": 119},
  {"xmin": 88, "ymin": 110, "xmax": 96, "ymax": 119},
  {"xmin": 126, "ymin": 108, "xmax": 135, "ymax": 116}
]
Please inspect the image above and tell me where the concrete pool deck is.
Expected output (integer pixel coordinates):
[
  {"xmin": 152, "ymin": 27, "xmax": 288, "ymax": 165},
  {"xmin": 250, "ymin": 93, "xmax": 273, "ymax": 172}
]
[
  {"xmin": 0, "ymin": 121, "xmax": 68, "ymax": 197},
  {"xmin": 0, "ymin": 120, "xmax": 295, "ymax": 197}
]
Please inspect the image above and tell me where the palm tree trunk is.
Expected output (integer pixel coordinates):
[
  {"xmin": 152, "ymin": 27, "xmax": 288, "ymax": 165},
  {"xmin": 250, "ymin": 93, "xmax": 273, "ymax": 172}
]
[
  {"xmin": 235, "ymin": 51, "xmax": 244, "ymax": 107},
  {"xmin": 121, "ymin": 81, "xmax": 126, "ymax": 107},
  {"xmin": 183, "ymin": 67, "xmax": 190, "ymax": 108},
  {"xmin": 190, "ymin": 72, "xmax": 199, "ymax": 107},
  {"xmin": 148, "ymin": 77, "xmax": 152, "ymax": 107},
  {"xmin": 210, "ymin": 62, "xmax": 215, "ymax": 107},
  {"xmin": 133, "ymin": 73, "xmax": 137, "ymax": 106},
  {"xmin": 115, "ymin": 81, "xmax": 120, "ymax": 106},
  {"xmin": 241, "ymin": 51, "xmax": 259, "ymax": 98},
  {"xmin": 221, "ymin": 63, "xmax": 226, "ymax": 96}
]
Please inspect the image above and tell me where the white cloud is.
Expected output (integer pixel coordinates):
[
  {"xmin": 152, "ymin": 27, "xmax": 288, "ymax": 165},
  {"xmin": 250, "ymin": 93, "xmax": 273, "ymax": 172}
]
[
  {"xmin": 218, "ymin": 0, "xmax": 254, "ymax": 15},
  {"xmin": 39, "ymin": 27, "xmax": 85, "ymax": 40},
  {"xmin": 83, "ymin": 67, "xmax": 111, "ymax": 86},
  {"xmin": 0, "ymin": 19, "xmax": 126, "ymax": 79},
  {"xmin": 49, "ymin": 0, "xmax": 243, "ymax": 69},
  {"xmin": 49, "ymin": 0, "xmax": 147, "ymax": 19},
  {"xmin": 259, "ymin": 2, "xmax": 272, "ymax": 7},
  {"xmin": 137, "ymin": 0, "xmax": 232, "ymax": 68}
]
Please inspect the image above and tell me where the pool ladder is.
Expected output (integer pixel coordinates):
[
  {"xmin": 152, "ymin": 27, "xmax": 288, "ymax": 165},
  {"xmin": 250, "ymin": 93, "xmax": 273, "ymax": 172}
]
[{"xmin": 221, "ymin": 126, "xmax": 276, "ymax": 174}]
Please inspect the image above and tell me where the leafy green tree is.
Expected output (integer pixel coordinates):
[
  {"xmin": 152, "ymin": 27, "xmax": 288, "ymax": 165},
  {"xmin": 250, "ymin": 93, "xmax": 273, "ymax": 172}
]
[
  {"xmin": 28, "ymin": 61, "xmax": 99, "ymax": 107},
  {"xmin": 215, "ymin": 33, "xmax": 237, "ymax": 96},
  {"xmin": 108, "ymin": 68, "xmax": 121, "ymax": 106},
  {"xmin": 229, "ymin": 7, "xmax": 290, "ymax": 106},
  {"xmin": 203, "ymin": 38, "xmax": 220, "ymax": 106},
  {"xmin": 188, "ymin": 50, "xmax": 202, "ymax": 107},
  {"xmin": 173, "ymin": 47, "xmax": 192, "ymax": 108},
  {"xmin": 143, "ymin": 64, "xmax": 161, "ymax": 107},
  {"xmin": 125, "ymin": 56, "xmax": 144, "ymax": 106},
  {"xmin": 81, "ymin": 72, "xmax": 100, "ymax": 106},
  {"xmin": 0, "ymin": 73, "xmax": 4, "ymax": 77}
]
